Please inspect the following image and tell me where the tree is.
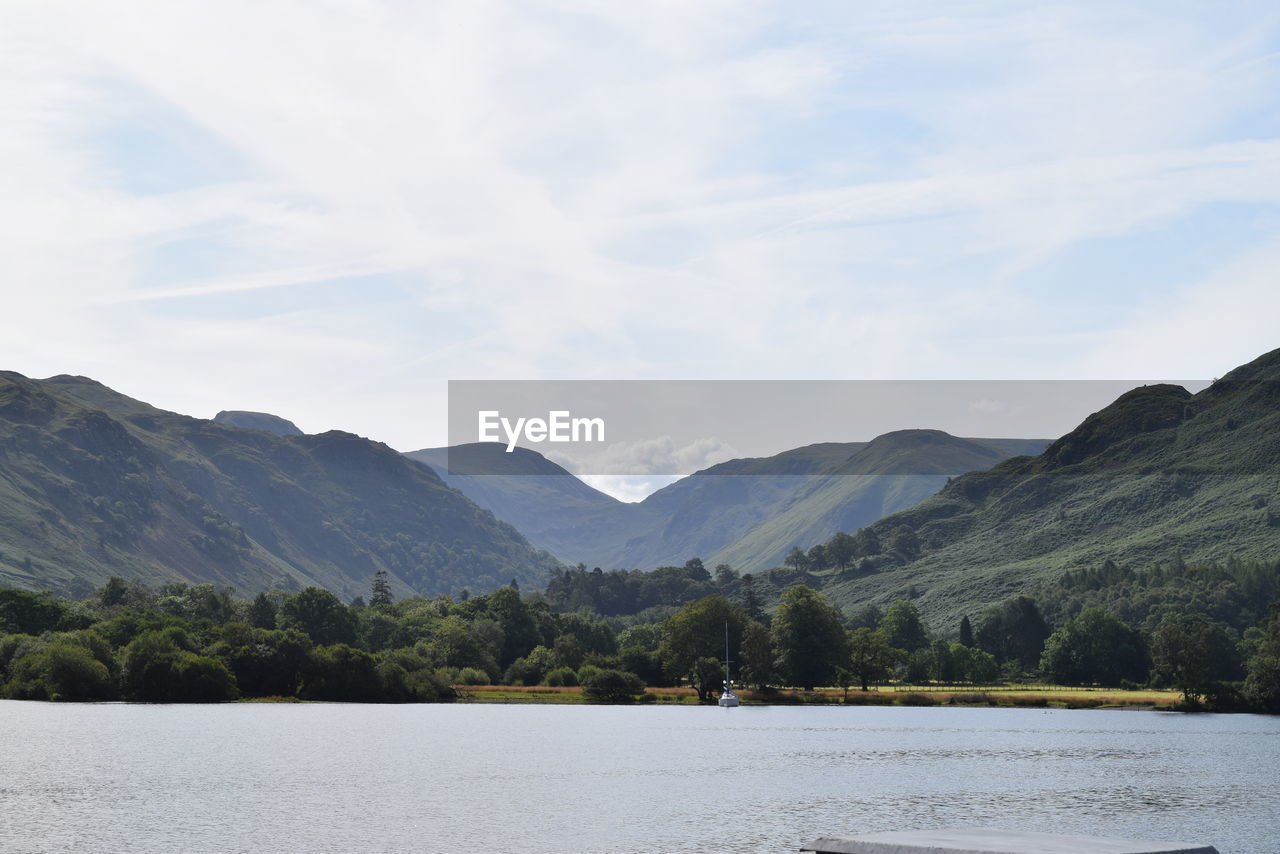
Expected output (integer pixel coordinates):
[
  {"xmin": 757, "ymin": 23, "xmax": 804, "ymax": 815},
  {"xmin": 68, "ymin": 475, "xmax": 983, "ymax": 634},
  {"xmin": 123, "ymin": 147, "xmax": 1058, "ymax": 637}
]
[
  {"xmin": 660, "ymin": 596, "xmax": 746, "ymax": 702},
  {"xmin": 964, "ymin": 647, "xmax": 999, "ymax": 683},
  {"xmin": 958, "ymin": 615, "xmax": 974, "ymax": 647},
  {"xmin": 278, "ymin": 588, "xmax": 358, "ymax": 647},
  {"xmin": 213, "ymin": 627, "xmax": 310, "ymax": 697},
  {"xmin": 552, "ymin": 611, "xmax": 615, "ymax": 654},
  {"xmin": 247, "ymin": 592, "xmax": 277, "ymax": 629},
  {"xmin": 826, "ymin": 532, "xmax": 857, "ymax": 570},
  {"xmin": 854, "ymin": 527, "xmax": 881, "ymax": 557},
  {"xmin": 849, "ymin": 604, "xmax": 883, "ymax": 631},
  {"xmin": 683, "ymin": 557, "xmax": 710, "ymax": 581},
  {"xmin": 552, "ymin": 634, "xmax": 585, "ymax": 670},
  {"xmin": 932, "ymin": 639, "xmax": 964, "ymax": 683},
  {"xmin": 714, "ymin": 564, "xmax": 738, "ymax": 586},
  {"xmin": 482, "ymin": 586, "xmax": 544, "ymax": 668},
  {"xmin": 975, "ymin": 596, "xmax": 1049, "ymax": 669},
  {"xmin": 97, "ymin": 576, "xmax": 131, "ymax": 610},
  {"xmin": 772, "ymin": 586, "xmax": 849, "ymax": 691},
  {"xmin": 1152, "ymin": 614, "xmax": 1241, "ymax": 706},
  {"xmin": 617, "ymin": 624, "xmax": 664, "ymax": 681},
  {"xmin": 423, "ymin": 616, "xmax": 501, "ymax": 681},
  {"xmin": 302, "ymin": 644, "xmax": 383, "ymax": 701},
  {"xmin": 122, "ymin": 628, "xmax": 192, "ymax": 702},
  {"xmin": 7, "ymin": 640, "xmax": 115, "ymax": 701},
  {"xmin": 847, "ymin": 628, "xmax": 895, "ymax": 692},
  {"xmin": 0, "ymin": 589, "xmax": 81, "ymax": 635},
  {"xmin": 172, "ymin": 653, "xmax": 239, "ymax": 702},
  {"xmin": 1244, "ymin": 604, "xmax": 1280, "ymax": 713},
  {"xmin": 691, "ymin": 656, "xmax": 727, "ymax": 701},
  {"xmin": 783, "ymin": 547, "xmax": 808, "ymax": 573},
  {"xmin": 740, "ymin": 574, "xmax": 765, "ymax": 624},
  {"xmin": 357, "ymin": 609, "xmax": 399, "ymax": 652},
  {"xmin": 1039, "ymin": 608, "xmax": 1147, "ymax": 686},
  {"xmin": 1244, "ymin": 654, "xmax": 1280, "ymax": 714},
  {"xmin": 886, "ymin": 525, "xmax": 920, "ymax": 559},
  {"xmin": 503, "ymin": 645, "xmax": 556, "ymax": 686},
  {"xmin": 879, "ymin": 600, "xmax": 929, "ymax": 652},
  {"xmin": 370, "ymin": 570, "xmax": 394, "ymax": 611},
  {"xmin": 738, "ymin": 620, "xmax": 775, "ymax": 689}
]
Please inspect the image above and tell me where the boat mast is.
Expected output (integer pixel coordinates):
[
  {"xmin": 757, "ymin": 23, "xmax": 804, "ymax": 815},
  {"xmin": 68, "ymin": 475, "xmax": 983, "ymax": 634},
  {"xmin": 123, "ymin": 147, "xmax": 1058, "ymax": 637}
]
[{"xmin": 724, "ymin": 622, "xmax": 731, "ymax": 686}]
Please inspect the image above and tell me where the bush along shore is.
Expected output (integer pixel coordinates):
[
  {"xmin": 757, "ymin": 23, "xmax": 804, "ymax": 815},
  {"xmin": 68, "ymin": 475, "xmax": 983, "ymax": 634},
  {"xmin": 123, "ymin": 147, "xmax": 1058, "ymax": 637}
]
[{"xmin": 1, "ymin": 565, "xmax": 1278, "ymax": 712}]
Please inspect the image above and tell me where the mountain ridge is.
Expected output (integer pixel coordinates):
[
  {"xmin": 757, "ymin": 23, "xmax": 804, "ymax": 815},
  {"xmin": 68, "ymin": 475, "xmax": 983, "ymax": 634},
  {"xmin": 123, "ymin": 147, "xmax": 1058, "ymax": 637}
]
[
  {"xmin": 409, "ymin": 431, "xmax": 1050, "ymax": 574},
  {"xmin": 812, "ymin": 349, "xmax": 1280, "ymax": 628}
]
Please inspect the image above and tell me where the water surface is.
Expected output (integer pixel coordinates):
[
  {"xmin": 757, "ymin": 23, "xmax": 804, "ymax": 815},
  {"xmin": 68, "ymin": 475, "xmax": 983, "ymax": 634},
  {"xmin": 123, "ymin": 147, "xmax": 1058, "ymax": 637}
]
[{"xmin": 1, "ymin": 702, "xmax": 1277, "ymax": 853}]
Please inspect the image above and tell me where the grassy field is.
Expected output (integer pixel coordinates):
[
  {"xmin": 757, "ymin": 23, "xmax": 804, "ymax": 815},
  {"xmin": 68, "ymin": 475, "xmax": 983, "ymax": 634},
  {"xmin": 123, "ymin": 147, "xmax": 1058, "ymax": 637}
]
[{"xmin": 455, "ymin": 683, "xmax": 1182, "ymax": 709}]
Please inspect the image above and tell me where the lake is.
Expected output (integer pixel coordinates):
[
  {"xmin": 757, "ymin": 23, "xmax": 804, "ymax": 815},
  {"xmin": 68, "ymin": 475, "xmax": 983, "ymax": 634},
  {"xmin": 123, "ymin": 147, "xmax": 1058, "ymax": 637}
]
[{"xmin": 1, "ymin": 701, "xmax": 1277, "ymax": 853}]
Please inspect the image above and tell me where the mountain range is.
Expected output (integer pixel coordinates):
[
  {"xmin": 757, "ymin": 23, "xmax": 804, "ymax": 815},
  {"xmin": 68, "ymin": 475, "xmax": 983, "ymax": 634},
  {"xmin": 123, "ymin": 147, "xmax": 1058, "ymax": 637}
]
[
  {"xmin": 0, "ymin": 372, "xmax": 559, "ymax": 599},
  {"xmin": 408, "ymin": 432, "xmax": 1048, "ymax": 573},
  {"xmin": 3, "ymin": 345, "xmax": 1276, "ymax": 629}
]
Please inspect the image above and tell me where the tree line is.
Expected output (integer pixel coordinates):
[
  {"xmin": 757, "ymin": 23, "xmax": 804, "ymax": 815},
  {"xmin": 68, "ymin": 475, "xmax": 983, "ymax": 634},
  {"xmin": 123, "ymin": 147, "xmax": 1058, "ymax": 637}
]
[
  {"xmin": 0, "ymin": 572, "xmax": 632, "ymax": 703},
  {"xmin": 3, "ymin": 556, "xmax": 1279, "ymax": 711}
]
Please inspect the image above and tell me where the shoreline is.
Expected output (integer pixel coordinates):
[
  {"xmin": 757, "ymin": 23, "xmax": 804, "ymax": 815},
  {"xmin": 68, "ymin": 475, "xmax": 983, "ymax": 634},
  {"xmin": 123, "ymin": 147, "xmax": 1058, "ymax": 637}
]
[{"xmin": 454, "ymin": 684, "xmax": 1183, "ymax": 709}]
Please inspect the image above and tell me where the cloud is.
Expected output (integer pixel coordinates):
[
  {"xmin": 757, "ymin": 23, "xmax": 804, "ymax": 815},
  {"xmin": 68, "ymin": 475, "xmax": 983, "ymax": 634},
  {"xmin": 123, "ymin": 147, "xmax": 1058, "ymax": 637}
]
[
  {"xmin": 0, "ymin": 0, "xmax": 1278, "ymax": 460},
  {"xmin": 547, "ymin": 435, "xmax": 740, "ymax": 477},
  {"xmin": 574, "ymin": 474, "xmax": 684, "ymax": 504}
]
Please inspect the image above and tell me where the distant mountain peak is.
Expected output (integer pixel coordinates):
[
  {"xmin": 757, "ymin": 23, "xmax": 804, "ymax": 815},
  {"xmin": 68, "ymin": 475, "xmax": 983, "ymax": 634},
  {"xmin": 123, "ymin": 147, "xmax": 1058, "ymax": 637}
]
[{"xmin": 213, "ymin": 410, "xmax": 303, "ymax": 437}]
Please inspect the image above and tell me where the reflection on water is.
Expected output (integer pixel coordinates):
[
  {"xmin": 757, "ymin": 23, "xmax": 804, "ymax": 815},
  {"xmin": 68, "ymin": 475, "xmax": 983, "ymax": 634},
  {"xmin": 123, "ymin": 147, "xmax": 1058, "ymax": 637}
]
[{"xmin": 0, "ymin": 702, "xmax": 1276, "ymax": 854}]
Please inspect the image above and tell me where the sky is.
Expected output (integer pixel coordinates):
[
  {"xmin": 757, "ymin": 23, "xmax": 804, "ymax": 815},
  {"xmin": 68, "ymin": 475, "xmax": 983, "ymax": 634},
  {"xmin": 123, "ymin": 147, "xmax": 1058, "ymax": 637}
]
[{"xmin": 4, "ymin": 1, "xmax": 1280, "ymax": 499}]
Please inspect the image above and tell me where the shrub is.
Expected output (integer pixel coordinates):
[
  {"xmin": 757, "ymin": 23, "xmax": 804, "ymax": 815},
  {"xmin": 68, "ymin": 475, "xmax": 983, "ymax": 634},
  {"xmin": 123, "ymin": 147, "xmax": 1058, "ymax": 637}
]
[
  {"xmin": 172, "ymin": 653, "xmax": 239, "ymax": 702},
  {"xmin": 897, "ymin": 692, "xmax": 939, "ymax": 706},
  {"xmin": 576, "ymin": 664, "xmax": 604, "ymax": 685},
  {"xmin": 948, "ymin": 692, "xmax": 995, "ymax": 706},
  {"xmin": 543, "ymin": 666, "xmax": 578, "ymax": 687},
  {"xmin": 581, "ymin": 668, "xmax": 644, "ymax": 703},
  {"xmin": 302, "ymin": 644, "xmax": 383, "ymax": 701},
  {"xmin": 8, "ymin": 642, "xmax": 116, "ymax": 701},
  {"xmin": 456, "ymin": 667, "xmax": 490, "ymax": 686},
  {"xmin": 1245, "ymin": 655, "xmax": 1280, "ymax": 713}
]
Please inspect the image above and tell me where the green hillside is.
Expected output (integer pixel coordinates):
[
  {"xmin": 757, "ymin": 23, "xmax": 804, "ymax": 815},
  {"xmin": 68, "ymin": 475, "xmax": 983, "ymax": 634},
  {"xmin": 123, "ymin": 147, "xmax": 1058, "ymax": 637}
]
[
  {"xmin": 814, "ymin": 348, "xmax": 1280, "ymax": 629},
  {"xmin": 707, "ymin": 430, "xmax": 1017, "ymax": 571},
  {"xmin": 0, "ymin": 373, "xmax": 560, "ymax": 599}
]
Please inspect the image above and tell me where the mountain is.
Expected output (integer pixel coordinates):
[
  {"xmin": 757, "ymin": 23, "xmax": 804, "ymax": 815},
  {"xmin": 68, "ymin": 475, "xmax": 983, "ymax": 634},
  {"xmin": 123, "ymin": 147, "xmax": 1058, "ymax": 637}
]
[
  {"xmin": 212, "ymin": 410, "xmax": 303, "ymax": 436},
  {"xmin": 409, "ymin": 432, "xmax": 1048, "ymax": 574},
  {"xmin": 405, "ymin": 444, "xmax": 652, "ymax": 563},
  {"xmin": 0, "ymin": 372, "xmax": 560, "ymax": 599},
  {"xmin": 703, "ymin": 430, "xmax": 1029, "ymax": 572},
  {"xmin": 816, "ymin": 347, "xmax": 1280, "ymax": 628}
]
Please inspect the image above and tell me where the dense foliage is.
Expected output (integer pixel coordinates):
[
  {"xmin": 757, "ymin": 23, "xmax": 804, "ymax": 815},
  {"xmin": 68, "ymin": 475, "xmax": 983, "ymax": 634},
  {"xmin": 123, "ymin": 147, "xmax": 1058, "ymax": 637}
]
[
  {"xmin": 5, "ymin": 544, "xmax": 1280, "ymax": 712},
  {"xmin": 544, "ymin": 559, "xmax": 721, "ymax": 618}
]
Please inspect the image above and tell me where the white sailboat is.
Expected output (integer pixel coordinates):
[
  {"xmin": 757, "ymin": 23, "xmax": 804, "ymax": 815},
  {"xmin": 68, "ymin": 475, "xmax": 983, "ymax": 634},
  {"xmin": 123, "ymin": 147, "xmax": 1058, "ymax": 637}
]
[{"xmin": 718, "ymin": 622, "xmax": 740, "ymax": 707}]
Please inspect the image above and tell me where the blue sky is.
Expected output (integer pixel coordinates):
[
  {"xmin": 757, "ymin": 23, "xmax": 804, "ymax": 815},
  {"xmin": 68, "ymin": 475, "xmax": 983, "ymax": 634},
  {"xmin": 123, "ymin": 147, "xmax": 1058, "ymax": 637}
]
[{"xmin": 4, "ymin": 1, "xmax": 1280, "ymax": 496}]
